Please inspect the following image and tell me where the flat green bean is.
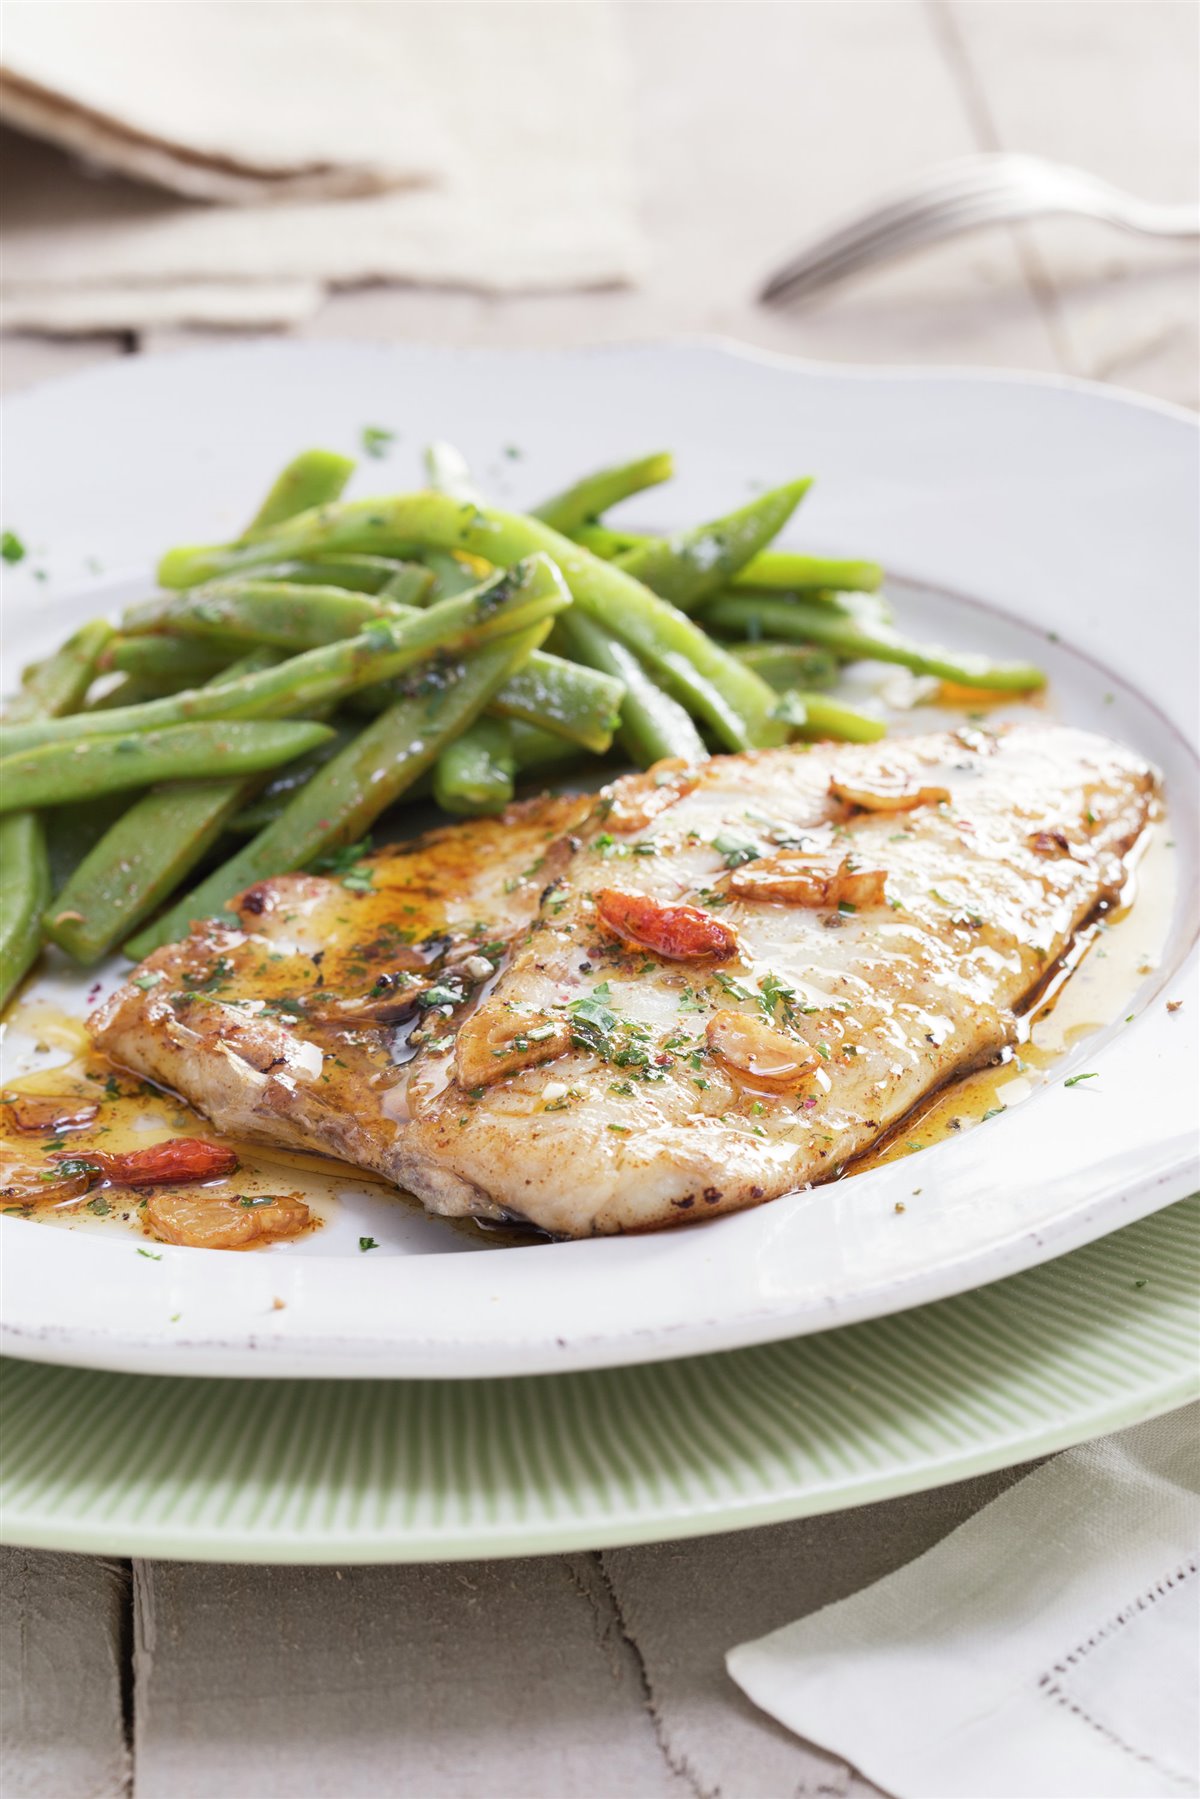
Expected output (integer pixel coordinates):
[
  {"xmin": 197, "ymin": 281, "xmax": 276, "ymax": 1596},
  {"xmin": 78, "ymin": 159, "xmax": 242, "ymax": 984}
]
[
  {"xmin": 576, "ymin": 524, "xmax": 882, "ymax": 595},
  {"xmin": 221, "ymin": 725, "xmax": 360, "ymax": 835},
  {"xmin": 251, "ymin": 554, "xmax": 424, "ymax": 595},
  {"xmin": 245, "ymin": 448, "xmax": 355, "ymax": 533},
  {"xmin": 153, "ymin": 493, "xmax": 805, "ymax": 746},
  {"xmin": 0, "ymin": 812, "xmax": 51, "ymax": 1009},
  {"xmin": 533, "ymin": 452, "xmax": 673, "ymax": 535},
  {"xmin": 45, "ymin": 778, "xmax": 257, "ymax": 963},
  {"xmin": 614, "ymin": 480, "xmax": 812, "ymax": 611},
  {"xmin": 485, "ymin": 652, "xmax": 622, "ymax": 752},
  {"xmin": 730, "ymin": 642, "xmax": 839, "ymax": 690},
  {"xmin": 701, "ymin": 594, "xmax": 1046, "ymax": 692},
  {"xmin": 1, "ymin": 619, "xmax": 111, "ymax": 1003},
  {"xmin": 773, "ymin": 691, "xmax": 887, "ymax": 744},
  {"xmin": 45, "ymin": 796, "xmax": 132, "ymax": 893},
  {"xmin": 509, "ymin": 720, "xmax": 589, "ymax": 775},
  {"xmin": 2, "ymin": 557, "xmax": 570, "ymax": 756},
  {"xmin": 421, "ymin": 549, "xmax": 488, "ymax": 600},
  {"xmin": 558, "ymin": 611, "xmax": 706, "ymax": 767},
  {"xmin": 5, "ymin": 619, "xmax": 113, "ymax": 724},
  {"xmin": 43, "ymin": 651, "xmax": 284, "ymax": 961},
  {"xmin": 433, "ymin": 718, "xmax": 517, "ymax": 815},
  {"xmin": 379, "ymin": 564, "xmax": 436, "ymax": 606},
  {"xmin": 732, "ymin": 555, "xmax": 883, "ymax": 594},
  {"xmin": 127, "ymin": 579, "xmax": 621, "ymax": 752},
  {"xmin": 0, "ymin": 719, "xmax": 335, "ymax": 812},
  {"xmin": 108, "ymin": 634, "xmax": 242, "ymax": 683},
  {"xmin": 122, "ymin": 582, "xmax": 402, "ymax": 651},
  {"xmin": 127, "ymin": 624, "xmax": 549, "ymax": 951}
]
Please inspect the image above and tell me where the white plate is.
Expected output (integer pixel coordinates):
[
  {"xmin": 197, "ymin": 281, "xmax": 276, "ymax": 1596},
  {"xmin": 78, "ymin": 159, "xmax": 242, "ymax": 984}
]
[{"xmin": 1, "ymin": 340, "xmax": 1196, "ymax": 1380}]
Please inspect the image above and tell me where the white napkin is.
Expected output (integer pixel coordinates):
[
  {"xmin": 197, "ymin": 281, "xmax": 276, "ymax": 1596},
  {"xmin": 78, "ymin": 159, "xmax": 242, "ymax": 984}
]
[
  {"xmin": 0, "ymin": 0, "xmax": 450, "ymax": 202},
  {"xmin": 0, "ymin": 2, "xmax": 641, "ymax": 332},
  {"xmin": 728, "ymin": 1405, "xmax": 1200, "ymax": 1799}
]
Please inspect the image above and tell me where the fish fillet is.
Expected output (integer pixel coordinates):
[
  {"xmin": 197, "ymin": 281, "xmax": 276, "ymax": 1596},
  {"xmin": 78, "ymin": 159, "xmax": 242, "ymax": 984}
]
[{"xmin": 90, "ymin": 727, "xmax": 1155, "ymax": 1236}]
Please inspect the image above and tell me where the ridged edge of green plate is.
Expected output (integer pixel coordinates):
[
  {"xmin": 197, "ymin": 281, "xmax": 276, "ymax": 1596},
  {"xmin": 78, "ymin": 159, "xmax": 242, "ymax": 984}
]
[{"xmin": 2, "ymin": 1198, "xmax": 1196, "ymax": 1563}]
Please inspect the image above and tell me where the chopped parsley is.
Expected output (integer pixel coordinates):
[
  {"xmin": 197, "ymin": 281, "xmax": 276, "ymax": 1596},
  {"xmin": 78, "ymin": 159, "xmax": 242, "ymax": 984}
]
[
  {"xmin": 360, "ymin": 425, "xmax": 395, "ymax": 459},
  {"xmin": 713, "ymin": 832, "xmax": 760, "ymax": 869},
  {"xmin": 758, "ymin": 971, "xmax": 797, "ymax": 1026},
  {"xmin": 1064, "ymin": 1072, "xmax": 1098, "ymax": 1088},
  {"xmin": 311, "ymin": 837, "xmax": 375, "ymax": 891},
  {"xmin": 1, "ymin": 530, "xmax": 26, "ymax": 564},
  {"xmin": 359, "ymin": 1236, "xmax": 380, "ymax": 1252},
  {"xmin": 713, "ymin": 970, "xmax": 754, "ymax": 1003}
]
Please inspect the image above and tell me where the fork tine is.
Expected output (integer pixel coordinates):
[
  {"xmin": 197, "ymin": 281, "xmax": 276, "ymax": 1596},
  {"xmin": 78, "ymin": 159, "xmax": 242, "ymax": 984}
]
[
  {"xmin": 761, "ymin": 189, "xmax": 1048, "ymax": 304},
  {"xmin": 759, "ymin": 162, "xmax": 1029, "ymax": 303},
  {"xmin": 761, "ymin": 151, "xmax": 1200, "ymax": 305}
]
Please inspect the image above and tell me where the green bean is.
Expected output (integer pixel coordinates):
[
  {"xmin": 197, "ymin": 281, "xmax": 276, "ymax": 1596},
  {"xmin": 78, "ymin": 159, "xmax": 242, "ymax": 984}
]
[
  {"xmin": 433, "ymin": 718, "xmax": 517, "ymax": 816},
  {"xmin": 576, "ymin": 524, "xmax": 882, "ymax": 596},
  {"xmin": 45, "ymin": 796, "xmax": 132, "ymax": 893},
  {"xmin": 424, "ymin": 442, "xmax": 479, "ymax": 502},
  {"xmin": 379, "ymin": 564, "xmax": 436, "ymax": 606},
  {"xmin": 421, "ymin": 549, "xmax": 489, "ymax": 600},
  {"xmin": 772, "ymin": 691, "xmax": 887, "ymax": 744},
  {"xmin": 4, "ymin": 619, "xmax": 113, "ymax": 724},
  {"xmin": 107, "ymin": 634, "xmax": 242, "ymax": 684},
  {"xmin": 533, "ymin": 452, "xmax": 674, "ymax": 535},
  {"xmin": 700, "ymin": 594, "xmax": 1046, "ymax": 693},
  {"xmin": 574, "ymin": 522, "xmax": 657, "ymax": 559},
  {"xmin": 613, "ymin": 480, "xmax": 812, "ymax": 612},
  {"xmin": 421, "ymin": 498, "xmax": 783, "ymax": 748},
  {"xmin": 509, "ymin": 720, "xmax": 589, "ymax": 775},
  {"xmin": 122, "ymin": 582, "xmax": 403, "ymax": 652},
  {"xmin": 157, "ymin": 493, "xmax": 783, "ymax": 748},
  {"xmin": 349, "ymin": 640, "xmax": 620, "ymax": 750},
  {"xmin": 221, "ymin": 724, "xmax": 360, "ymax": 835},
  {"xmin": 0, "ymin": 720, "xmax": 335, "ymax": 813},
  {"xmin": 43, "ymin": 651, "xmax": 284, "ymax": 961},
  {"xmin": 45, "ymin": 778, "xmax": 255, "ymax": 963},
  {"xmin": 2, "ymin": 621, "xmax": 111, "ymax": 1003},
  {"xmin": 245, "ymin": 449, "xmax": 355, "ymax": 533},
  {"xmin": 127, "ymin": 579, "xmax": 621, "ymax": 752},
  {"xmin": 485, "ymin": 653, "xmax": 622, "ymax": 752},
  {"xmin": 729, "ymin": 642, "xmax": 839, "ymax": 691},
  {"xmin": 250, "ymin": 554, "xmax": 423, "ymax": 595},
  {"xmin": 2, "ymin": 558, "xmax": 570, "ymax": 756},
  {"xmin": 0, "ymin": 812, "xmax": 51, "ymax": 1010},
  {"xmin": 84, "ymin": 674, "xmax": 179, "ymax": 711},
  {"xmin": 558, "ymin": 612, "xmax": 706, "ymax": 767},
  {"xmin": 732, "ymin": 555, "xmax": 883, "ymax": 594},
  {"xmin": 127, "ymin": 624, "xmax": 550, "ymax": 951}
]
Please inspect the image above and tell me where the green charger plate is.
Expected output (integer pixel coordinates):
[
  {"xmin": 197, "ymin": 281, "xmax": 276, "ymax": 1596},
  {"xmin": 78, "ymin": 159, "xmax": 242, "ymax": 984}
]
[{"xmin": 2, "ymin": 1198, "xmax": 1196, "ymax": 1564}]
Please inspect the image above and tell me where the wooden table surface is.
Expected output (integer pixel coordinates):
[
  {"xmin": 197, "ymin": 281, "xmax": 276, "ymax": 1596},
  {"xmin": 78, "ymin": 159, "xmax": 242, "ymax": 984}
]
[{"xmin": 2, "ymin": 5, "xmax": 1196, "ymax": 1795}]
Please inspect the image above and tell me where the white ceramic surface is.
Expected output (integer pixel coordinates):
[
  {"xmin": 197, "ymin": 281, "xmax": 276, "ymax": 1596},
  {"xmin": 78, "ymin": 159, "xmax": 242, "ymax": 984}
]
[{"xmin": 1, "ymin": 340, "xmax": 1196, "ymax": 1379}]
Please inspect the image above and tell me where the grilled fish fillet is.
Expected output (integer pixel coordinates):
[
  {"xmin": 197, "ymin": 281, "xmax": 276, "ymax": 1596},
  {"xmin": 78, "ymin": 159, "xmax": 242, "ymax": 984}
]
[
  {"xmin": 91, "ymin": 726, "xmax": 1154, "ymax": 1236},
  {"xmin": 88, "ymin": 796, "xmax": 592, "ymax": 1179}
]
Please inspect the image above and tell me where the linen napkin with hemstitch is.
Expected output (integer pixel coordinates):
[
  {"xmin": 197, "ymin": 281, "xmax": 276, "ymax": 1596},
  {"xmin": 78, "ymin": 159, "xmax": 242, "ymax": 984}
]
[{"xmin": 728, "ymin": 1404, "xmax": 1199, "ymax": 1799}]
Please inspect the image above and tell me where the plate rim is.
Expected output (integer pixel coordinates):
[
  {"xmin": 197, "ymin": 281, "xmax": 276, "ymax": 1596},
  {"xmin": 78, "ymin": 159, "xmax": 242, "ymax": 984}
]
[
  {"xmin": 1, "ymin": 336, "xmax": 1197, "ymax": 1380},
  {"xmin": 2, "ymin": 1197, "xmax": 1196, "ymax": 1562}
]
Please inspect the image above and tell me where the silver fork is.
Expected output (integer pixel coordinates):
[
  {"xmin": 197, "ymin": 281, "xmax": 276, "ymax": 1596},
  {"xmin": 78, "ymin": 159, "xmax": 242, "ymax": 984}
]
[{"xmin": 760, "ymin": 153, "xmax": 1200, "ymax": 304}]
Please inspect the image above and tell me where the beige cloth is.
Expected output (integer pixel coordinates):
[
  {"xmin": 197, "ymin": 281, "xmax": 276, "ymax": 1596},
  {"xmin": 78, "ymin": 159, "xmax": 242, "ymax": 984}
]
[
  {"xmin": 0, "ymin": 1, "xmax": 641, "ymax": 331},
  {"xmin": 0, "ymin": 1, "xmax": 450, "ymax": 202}
]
